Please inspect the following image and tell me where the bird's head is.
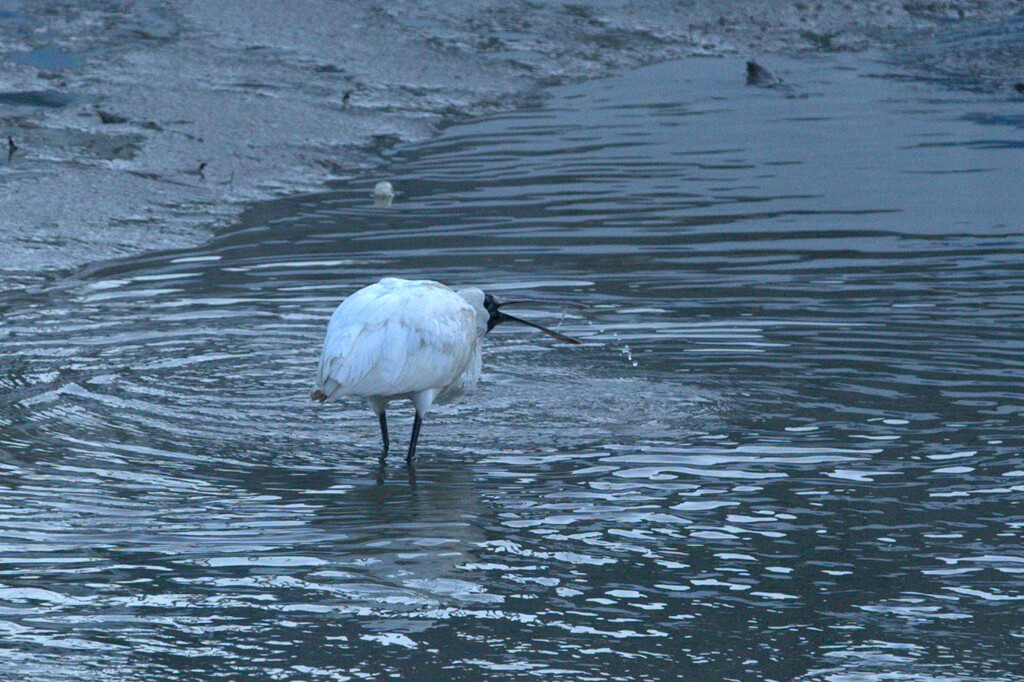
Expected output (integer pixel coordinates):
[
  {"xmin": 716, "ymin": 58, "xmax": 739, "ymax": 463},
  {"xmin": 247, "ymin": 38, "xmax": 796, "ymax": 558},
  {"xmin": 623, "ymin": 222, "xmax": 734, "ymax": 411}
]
[{"xmin": 458, "ymin": 288, "xmax": 581, "ymax": 344}]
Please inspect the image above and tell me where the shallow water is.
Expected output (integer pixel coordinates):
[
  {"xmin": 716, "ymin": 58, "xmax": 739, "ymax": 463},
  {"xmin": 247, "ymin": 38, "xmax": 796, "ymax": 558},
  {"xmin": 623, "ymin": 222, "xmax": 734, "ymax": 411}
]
[{"xmin": 2, "ymin": 53, "xmax": 1024, "ymax": 680}]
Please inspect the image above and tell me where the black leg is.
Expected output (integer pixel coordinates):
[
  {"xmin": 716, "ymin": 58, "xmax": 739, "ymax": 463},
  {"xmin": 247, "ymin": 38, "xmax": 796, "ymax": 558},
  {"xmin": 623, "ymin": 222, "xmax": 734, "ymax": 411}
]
[
  {"xmin": 378, "ymin": 411, "xmax": 389, "ymax": 458},
  {"xmin": 406, "ymin": 412, "xmax": 423, "ymax": 464}
]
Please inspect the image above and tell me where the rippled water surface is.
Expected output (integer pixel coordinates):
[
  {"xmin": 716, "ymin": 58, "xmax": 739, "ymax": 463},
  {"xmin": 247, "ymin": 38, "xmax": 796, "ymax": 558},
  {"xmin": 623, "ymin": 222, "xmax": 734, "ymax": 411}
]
[{"xmin": 2, "ymin": 54, "xmax": 1024, "ymax": 680}]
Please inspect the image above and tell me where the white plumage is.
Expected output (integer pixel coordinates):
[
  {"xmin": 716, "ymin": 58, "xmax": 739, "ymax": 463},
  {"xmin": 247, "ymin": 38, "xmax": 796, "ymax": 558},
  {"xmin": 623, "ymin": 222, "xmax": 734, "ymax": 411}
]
[
  {"xmin": 315, "ymin": 278, "xmax": 481, "ymax": 414},
  {"xmin": 312, "ymin": 277, "xmax": 579, "ymax": 463}
]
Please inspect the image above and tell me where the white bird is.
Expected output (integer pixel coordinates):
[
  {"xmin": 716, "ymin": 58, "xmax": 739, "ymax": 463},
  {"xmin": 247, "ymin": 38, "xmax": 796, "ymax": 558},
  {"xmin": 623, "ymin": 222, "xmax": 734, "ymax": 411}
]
[{"xmin": 312, "ymin": 277, "xmax": 580, "ymax": 463}]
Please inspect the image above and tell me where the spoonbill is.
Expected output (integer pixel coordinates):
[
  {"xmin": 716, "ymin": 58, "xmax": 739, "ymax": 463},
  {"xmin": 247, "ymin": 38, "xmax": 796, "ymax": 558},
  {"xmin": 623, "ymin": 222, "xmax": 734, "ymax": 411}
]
[{"xmin": 312, "ymin": 277, "xmax": 580, "ymax": 463}]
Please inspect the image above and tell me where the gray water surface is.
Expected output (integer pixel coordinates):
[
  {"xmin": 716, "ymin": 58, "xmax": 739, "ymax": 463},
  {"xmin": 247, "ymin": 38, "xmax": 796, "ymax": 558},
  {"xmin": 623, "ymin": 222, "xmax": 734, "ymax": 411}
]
[{"xmin": 2, "ymin": 54, "xmax": 1024, "ymax": 680}]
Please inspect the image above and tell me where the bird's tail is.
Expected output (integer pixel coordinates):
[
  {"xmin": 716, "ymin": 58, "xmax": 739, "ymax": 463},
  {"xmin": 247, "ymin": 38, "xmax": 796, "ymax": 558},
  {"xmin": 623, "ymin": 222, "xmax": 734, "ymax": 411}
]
[{"xmin": 311, "ymin": 388, "xmax": 327, "ymax": 402}]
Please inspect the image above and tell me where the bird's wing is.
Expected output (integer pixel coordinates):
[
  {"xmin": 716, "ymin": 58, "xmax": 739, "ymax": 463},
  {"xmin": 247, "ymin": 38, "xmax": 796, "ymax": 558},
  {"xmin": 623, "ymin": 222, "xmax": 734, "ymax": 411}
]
[{"xmin": 316, "ymin": 280, "xmax": 477, "ymax": 399}]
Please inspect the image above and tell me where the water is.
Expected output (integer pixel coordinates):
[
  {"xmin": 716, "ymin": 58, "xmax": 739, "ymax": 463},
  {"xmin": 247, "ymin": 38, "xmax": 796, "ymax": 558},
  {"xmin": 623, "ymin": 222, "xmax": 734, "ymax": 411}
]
[{"xmin": 2, "ymin": 53, "xmax": 1024, "ymax": 680}]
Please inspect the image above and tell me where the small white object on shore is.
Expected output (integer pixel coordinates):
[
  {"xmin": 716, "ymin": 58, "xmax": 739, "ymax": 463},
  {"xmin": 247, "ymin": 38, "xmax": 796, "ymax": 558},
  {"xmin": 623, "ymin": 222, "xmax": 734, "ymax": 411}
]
[{"xmin": 373, "ymin": 181, "xmax": 395, "ymax": 207}]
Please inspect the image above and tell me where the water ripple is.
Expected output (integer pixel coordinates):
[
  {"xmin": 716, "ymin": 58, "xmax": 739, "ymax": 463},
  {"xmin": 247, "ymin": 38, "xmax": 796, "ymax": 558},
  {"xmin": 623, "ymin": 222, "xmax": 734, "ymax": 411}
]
[{"xmin": 2, "ymin": 54, "xmax": 1024, "ymax": 680}]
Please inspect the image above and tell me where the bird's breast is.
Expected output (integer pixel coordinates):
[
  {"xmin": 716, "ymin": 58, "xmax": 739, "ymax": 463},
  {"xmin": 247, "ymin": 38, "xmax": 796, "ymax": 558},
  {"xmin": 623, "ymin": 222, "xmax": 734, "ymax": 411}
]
[{"xmin": 435, "ymin": 342, "xmax": 482, "ymax": 403}]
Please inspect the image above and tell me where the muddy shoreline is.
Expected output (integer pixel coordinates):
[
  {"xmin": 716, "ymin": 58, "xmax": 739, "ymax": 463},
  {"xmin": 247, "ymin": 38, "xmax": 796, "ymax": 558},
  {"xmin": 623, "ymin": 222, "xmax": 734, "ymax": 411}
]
[{"xmin": 1, "ymin": 0, "xmax": 1022, "ymax": 283}]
